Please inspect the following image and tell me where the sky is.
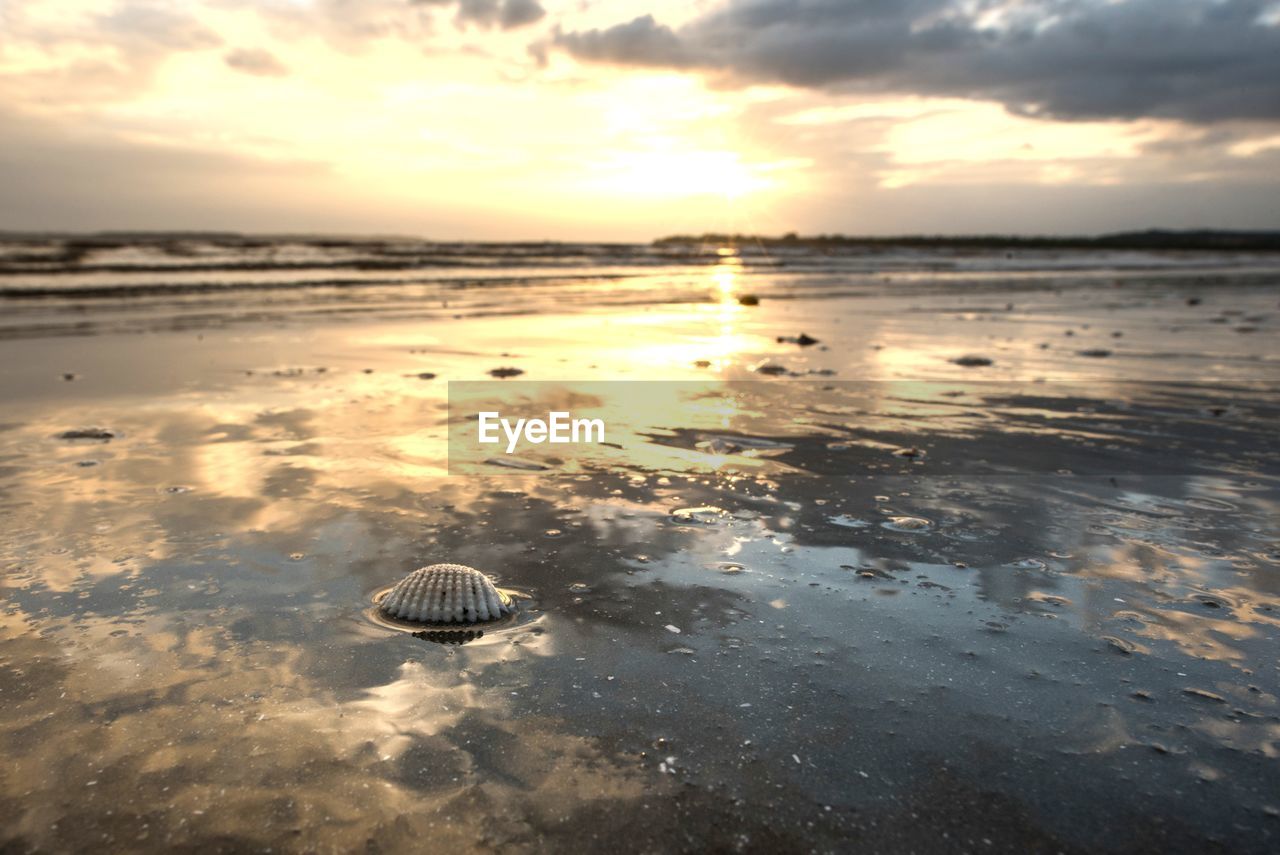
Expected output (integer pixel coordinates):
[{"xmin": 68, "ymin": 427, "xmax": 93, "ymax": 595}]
[{"xmin": 1, "ymin": 0, "xmax": 1279, "ymax": 240}]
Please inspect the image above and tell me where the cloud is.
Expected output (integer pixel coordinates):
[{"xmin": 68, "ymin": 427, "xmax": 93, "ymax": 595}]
[
  {"xmin": 553, "ymin": 0, "xmax": 1280, "ymax": 124},
  {"xmin": 0, "ymin": 2, "xmax": 224, "ymax": 109},
  {"xmin": 224, "ymin": 48, "xmax": 290, "ymax": 78},
  {"xmin": 553, "ymin": 14, "xmax": 694, "ymax": 67},
  {"xmin": 414, "ymin": 0, "xmax": 546, "ymax": 30},
  {"xmin": 0, "ymin": 105, "xmax": 549, "ymax": 238},
  {"xmin": 95, "ymin": 4, "xmax": 223, "ymax": 52},
  {"xmin": 497, "ymin": 0, "xmax": 547, "ymax": 30},
  {"xmin": 0, "ymin": 107, "xmax": 332, "ymax": 232}
]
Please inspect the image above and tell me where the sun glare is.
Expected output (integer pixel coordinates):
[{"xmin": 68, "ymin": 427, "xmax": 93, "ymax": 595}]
[
  {"xmin": 713, "ymin": 251, "xmax": 741, "ymax": 298},
  {"xmin": 591, "ymin": 149, "xmax": 773, "ymax": 200}
]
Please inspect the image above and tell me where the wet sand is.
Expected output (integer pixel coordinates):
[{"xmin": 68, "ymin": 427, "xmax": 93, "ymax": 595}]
[{"xmin": 1, "ymin": 239, "xmax": 1279, "ymax": 852}]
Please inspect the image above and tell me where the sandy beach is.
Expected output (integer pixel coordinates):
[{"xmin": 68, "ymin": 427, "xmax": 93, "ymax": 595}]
[{"xmin": 1, "ymin": 236, "xmax": 1279, "ymax": 852}]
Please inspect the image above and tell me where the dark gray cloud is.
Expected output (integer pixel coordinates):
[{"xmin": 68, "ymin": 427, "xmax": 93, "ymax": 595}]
[
  {"xmin": 414, "ymin": 0, "xmax": 546, "ymax": 30},
  {"xmin": 554, "ymin": 0, "xmax": 1280, "ymax": 123},
  {"xmin": 497, "ymin": 0, "xmax": 547, "ymax": 30},
  {"xmin": 554, "ymin": 14, "xmax": 694, "ymax": 66},
  {"xmin": 224, "ymin": 48, "xmax": 290, "ymax": 78}
]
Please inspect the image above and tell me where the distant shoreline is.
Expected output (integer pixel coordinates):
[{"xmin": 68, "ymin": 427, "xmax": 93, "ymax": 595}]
[
  {"xmin": 654, "ymin": 229, "xmax": 1280, "ymax": 253},
  {"xmin": 2, "ymin": 228, "xmax": 1279, "ymax": 253}
]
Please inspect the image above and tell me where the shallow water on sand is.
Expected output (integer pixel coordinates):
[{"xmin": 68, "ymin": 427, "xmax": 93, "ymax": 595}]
[{"xmin": 1, "ymin": 241, "xmax": 1279, "ymax": 852}]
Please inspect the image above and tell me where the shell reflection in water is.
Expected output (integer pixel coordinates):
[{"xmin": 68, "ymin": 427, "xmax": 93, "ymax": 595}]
[
  {"xmin": 413, "ymin": 628, "xmax": 485, "ymax": 646},
  {"xmin": 379, "ymin": 564, "xmax": 514, "ymax": 624}
]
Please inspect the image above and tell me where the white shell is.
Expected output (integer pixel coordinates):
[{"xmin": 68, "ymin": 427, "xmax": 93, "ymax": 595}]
[{"xmin": 379, "ymin": 564, "xmax": 512, "ymax": 624}]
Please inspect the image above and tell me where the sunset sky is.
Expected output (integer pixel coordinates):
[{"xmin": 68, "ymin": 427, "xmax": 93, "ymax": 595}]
[{"xmin": 2, "ymin": 0, "xmax": 1279, "ymax": 239}]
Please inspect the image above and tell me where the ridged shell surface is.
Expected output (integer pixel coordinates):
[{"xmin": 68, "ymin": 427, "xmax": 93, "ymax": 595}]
[{"xmin": 379, "ymin": 564, "xmax": 512, "ymax": 624}]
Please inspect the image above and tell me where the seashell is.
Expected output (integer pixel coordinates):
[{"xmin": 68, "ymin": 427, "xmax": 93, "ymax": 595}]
[{"xmin": 379, "ymin": 564, "xmax": 512, "ymax": 624}]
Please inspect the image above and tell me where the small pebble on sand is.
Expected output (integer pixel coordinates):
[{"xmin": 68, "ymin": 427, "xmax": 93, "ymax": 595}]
[
  {"xmin": 776, "ymin": 333, "xmax": 819, "ymax": 346},
  {"xmin": 951, "ymin": 355, "xmax": 993, "ymax": 367}
]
